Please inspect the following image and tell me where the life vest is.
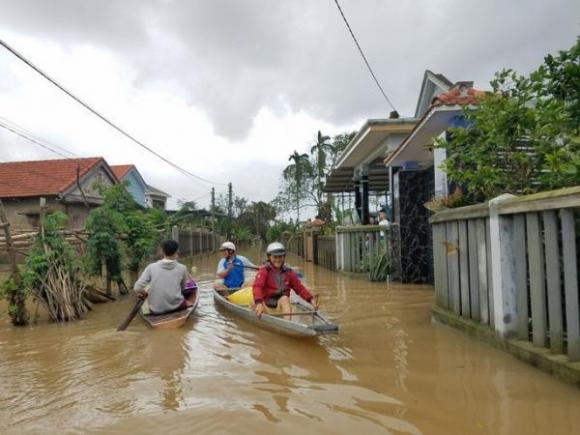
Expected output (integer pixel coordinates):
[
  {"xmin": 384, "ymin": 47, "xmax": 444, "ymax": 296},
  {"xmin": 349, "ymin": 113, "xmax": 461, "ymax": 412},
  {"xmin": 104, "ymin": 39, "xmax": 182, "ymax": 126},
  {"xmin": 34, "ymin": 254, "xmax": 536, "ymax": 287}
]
[{"xmin": 223, "ymin": 256, "xmax": 245, "ymax": 288}]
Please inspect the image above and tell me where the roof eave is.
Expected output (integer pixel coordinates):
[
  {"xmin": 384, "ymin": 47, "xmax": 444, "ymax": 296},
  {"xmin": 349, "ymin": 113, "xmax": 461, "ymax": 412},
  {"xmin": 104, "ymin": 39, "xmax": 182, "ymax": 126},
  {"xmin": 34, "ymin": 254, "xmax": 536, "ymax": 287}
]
[
  {"xmin": 384, "ymin": 104, "xmax": 470, "ymax": 167},
  {"xmin": 335, "ymin": 118, "xmax": 418, "ymax": 169}
]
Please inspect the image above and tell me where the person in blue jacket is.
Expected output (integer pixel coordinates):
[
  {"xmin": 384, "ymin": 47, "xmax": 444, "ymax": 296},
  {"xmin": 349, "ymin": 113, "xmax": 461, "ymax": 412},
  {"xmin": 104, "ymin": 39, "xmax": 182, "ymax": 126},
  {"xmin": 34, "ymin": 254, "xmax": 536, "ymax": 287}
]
[{"xmin": 213, "ymin": 241, "xmax": 257, "ymax": 290}]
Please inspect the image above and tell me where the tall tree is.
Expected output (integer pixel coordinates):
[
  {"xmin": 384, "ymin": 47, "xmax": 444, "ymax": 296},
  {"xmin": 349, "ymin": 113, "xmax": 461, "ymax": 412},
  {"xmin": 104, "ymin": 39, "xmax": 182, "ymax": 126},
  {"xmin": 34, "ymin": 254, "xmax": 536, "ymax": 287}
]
[
  {"xmin": 238, "ymin": 201, "xmax": 277, "ymax": 241},
  {"xmin": 310, "ymin": 130, "xmax": 332, "ymax": 218},
  {"xmin": 283, "ymin": 151, "xmax": 312, "ymax": 223},
  {"xmin": 329, "ymin": 131, "xmax": 357, "ymax": 169}
]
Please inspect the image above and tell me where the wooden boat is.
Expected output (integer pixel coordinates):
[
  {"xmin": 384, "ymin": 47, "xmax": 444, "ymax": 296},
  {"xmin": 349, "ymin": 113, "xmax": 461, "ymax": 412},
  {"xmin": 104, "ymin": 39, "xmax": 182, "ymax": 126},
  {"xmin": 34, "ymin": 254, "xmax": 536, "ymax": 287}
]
[
  {"xmin": 213, "ymin": 289, "xmax": 338, "ymax": 337},
  {"xmin": 140, "ymin": 290, "xmax": 199, "ymax": 329}
]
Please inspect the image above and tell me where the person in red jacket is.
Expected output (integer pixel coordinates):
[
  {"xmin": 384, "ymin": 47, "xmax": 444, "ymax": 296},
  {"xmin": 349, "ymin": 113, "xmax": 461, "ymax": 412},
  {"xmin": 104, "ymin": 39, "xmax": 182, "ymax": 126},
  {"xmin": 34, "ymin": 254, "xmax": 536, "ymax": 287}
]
[{"xmin": 252, "ymin": 242, "xmax": 319, "ymax": 318}]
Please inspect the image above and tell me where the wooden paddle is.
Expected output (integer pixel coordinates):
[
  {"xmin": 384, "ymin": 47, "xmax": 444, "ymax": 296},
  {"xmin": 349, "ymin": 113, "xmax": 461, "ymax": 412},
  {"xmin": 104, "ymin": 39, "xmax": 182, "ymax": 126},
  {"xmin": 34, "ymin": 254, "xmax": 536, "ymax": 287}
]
[
  {"xmin": 233, "ymin": 264, "xmax": 304, "ymax": 278},
  {"xmin": 117, "ymin": 298, "xmax": 145, "ymax": 331},
  {"xmin": 265, "ymin": 311, "xmax": 318, "ymax": 317}
]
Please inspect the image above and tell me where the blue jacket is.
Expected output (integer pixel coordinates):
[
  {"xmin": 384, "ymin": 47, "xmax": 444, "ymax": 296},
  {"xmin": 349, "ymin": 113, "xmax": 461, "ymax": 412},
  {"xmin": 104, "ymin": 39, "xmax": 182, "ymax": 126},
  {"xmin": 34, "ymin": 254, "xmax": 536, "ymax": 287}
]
[{"xmin": 221, "ymin": 256, "xmax": 245, "ymax": 288}]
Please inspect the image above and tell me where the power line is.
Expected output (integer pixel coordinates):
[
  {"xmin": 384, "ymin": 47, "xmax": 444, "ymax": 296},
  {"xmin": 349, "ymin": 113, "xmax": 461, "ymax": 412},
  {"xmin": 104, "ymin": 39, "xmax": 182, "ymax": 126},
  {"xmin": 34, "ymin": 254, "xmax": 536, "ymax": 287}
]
[
  {"xmin": 0, "ymin": 38, "xmax": 227, "ymax": 187},
  {"xmin": 0, "ymin": 118, "xmax": 214, "ymax": 202},
  {"xmin": 0, "ymin": 121, "xmax": 72, "ymax": 159},
  {"xmin": 0, "ymin": 118, "xmax": 77, "ymax": 159},
  {"xmin": 177, "ymin": 191, "xmax": 212, "ymax": 204},
  {"xmin": 331, "ymin": 0, "xmax": 397, "ymax": 113},
  {"xmin": 0, "ymin": 115, "xmax": 79, "ymax": 157}
]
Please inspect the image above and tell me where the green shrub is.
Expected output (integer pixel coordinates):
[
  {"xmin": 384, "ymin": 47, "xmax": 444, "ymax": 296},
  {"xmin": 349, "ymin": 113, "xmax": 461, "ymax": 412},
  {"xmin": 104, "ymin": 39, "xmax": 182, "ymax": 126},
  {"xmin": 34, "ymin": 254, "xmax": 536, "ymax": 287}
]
[{"xmin": 436, "ymin": 39, "xmax": 580, "ymax": 204}]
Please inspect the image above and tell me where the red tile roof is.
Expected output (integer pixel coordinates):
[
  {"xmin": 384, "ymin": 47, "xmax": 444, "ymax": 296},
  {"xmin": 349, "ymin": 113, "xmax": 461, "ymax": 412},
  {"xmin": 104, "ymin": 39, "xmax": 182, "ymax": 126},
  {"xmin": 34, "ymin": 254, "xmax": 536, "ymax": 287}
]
[
  {"xmin": 432, "ymin": 82, "xmax": 486, "ymax": 107},
  {"xmin": 110, "ymin": 164, "xmax": 134, "ymax": 180},
  {"xmin": 0, "ymin": 157, "xmax": 108, "ymax": 198}
]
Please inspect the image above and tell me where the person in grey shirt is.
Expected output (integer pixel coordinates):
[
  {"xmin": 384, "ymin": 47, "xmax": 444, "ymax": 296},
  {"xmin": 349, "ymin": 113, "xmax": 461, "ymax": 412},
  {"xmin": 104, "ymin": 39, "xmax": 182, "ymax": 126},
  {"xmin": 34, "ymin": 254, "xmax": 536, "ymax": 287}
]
[{"xmin": 134, "ymin": 240, "xmax": 193, "ymax": 314}]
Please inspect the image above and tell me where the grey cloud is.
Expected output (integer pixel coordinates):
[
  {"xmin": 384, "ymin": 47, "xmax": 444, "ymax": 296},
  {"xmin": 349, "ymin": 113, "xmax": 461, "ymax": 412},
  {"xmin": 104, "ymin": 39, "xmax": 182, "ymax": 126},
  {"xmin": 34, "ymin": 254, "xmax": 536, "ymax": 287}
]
[{"xmin": 0, "ymin": 0, "xmax": 578, "ymax": 139}]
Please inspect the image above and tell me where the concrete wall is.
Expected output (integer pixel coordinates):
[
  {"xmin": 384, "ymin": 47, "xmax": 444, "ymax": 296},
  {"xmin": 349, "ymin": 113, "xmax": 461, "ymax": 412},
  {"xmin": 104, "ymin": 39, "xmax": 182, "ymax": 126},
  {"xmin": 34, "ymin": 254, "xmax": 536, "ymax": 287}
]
[{"xmin": 2, "ymin": 197, "xmax": 94, "ymax": 231}]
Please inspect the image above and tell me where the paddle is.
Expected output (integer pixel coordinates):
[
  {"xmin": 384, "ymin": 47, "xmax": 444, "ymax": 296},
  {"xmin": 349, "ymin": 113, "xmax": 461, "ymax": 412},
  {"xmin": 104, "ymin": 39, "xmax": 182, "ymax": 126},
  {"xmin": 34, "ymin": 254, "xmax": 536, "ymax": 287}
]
[
  {"xmin": 232, "ymin": 264, "xmax": 259, "ymax": 270},
  {"xmin": 233, "ymin": 264, "xmax": 304, "ymax": 278},
  {"xmin": 117, "ymin": 298, "xmax": 145, "ymax": 331},
  {"xmin": 265, "ymin": 311, "xmax": 318, "ymax": 317}
]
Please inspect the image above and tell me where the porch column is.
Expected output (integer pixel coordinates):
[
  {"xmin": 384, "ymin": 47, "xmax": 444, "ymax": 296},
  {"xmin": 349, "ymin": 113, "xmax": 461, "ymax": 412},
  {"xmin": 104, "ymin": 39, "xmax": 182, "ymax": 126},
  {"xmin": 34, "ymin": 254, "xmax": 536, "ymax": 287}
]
[
  {"xmin": 388, "ymin": 166, "xmax": 395, "ymax": 222},
  {"xmin": 354, "ymin": 180, "xmax": 361, "ymax": 223},
  {"xmin": 361, "ymin": 174, "xmax": 369, "ymax": 225}
]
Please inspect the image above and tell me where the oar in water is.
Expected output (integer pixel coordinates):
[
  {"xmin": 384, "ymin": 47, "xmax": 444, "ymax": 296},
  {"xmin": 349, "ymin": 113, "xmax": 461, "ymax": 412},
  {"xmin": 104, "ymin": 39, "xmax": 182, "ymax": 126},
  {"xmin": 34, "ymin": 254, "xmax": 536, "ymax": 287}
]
[{"xmin": 117, "ymin": 298, "xmax": 145, "ymax": 331}]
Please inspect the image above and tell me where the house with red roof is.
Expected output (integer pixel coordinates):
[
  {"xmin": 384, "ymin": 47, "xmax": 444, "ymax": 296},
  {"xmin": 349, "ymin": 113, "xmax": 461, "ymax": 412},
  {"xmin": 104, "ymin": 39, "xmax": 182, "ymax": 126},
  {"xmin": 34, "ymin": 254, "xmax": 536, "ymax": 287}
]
[
  {"xmin": 328, "ymin": 70, "xmax": 484, "ymax": 284},
  {"xmin": 381, "ymin": 73, "xmax": 484, "ymax": 284},
  {"xmin": 0, "ymin": 157, "xmax": 118, "ymax": 231},
  {"xmin": 385, "ymin": 79, "xmax": 485, "ymax": 199}
]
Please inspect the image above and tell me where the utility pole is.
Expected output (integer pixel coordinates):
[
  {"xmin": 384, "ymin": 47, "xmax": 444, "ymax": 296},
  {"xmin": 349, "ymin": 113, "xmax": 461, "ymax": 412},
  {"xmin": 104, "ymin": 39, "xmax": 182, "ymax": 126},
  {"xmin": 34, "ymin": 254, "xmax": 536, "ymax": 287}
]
[
  {"xmin": 211, "ymin": 187, "xmax": 215, "ymax": 231},
  {"xmin": 227, "ymin": 182, "xmax": 233, "ymax": 240}
]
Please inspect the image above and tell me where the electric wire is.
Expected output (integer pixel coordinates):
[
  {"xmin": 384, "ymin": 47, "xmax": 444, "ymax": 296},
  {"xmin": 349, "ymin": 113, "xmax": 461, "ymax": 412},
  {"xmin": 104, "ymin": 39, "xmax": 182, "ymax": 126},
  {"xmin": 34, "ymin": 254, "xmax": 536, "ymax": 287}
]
[
  {"xmin": 0, "ymin": 115, "xmax": 78, "ymax": 158},
  {"xmin": 0, "ymin": 120, "xmax": 76, "ymax": 159},
  {"xmin": 0, "ymin": 39, "xmax": 274, "ymax": 202},
  {"xmin": 331, "ymin": 0, "xmax": 397, "ymax": 112},
  {"xmin": 0, "ymin": 37, "xmax": 227, "ymax": 187}
]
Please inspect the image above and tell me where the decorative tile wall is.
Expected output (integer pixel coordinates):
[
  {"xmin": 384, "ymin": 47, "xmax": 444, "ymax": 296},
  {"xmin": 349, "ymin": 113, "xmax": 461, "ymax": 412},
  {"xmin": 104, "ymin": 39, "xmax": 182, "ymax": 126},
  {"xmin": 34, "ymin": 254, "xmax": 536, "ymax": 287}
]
[{"xmin": 394, "ymin": 167, "xmax": 434, "ymax": 284}]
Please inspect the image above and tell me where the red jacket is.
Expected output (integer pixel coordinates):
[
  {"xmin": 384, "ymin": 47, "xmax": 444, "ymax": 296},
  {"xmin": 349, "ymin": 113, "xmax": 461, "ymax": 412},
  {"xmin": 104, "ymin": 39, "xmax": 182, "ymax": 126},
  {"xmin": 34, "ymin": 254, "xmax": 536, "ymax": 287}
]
[{"xmin": 252, "ymin": 262, "xmax": 313, "ymax": 304}]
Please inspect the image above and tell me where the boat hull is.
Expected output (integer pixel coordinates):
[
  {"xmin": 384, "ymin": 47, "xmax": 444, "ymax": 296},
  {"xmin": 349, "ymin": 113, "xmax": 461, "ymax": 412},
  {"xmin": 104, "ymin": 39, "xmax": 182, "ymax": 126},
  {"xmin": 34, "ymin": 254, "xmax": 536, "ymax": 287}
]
[
  {"xmin": 213, "ymin": 289, "xmax": 338, "ymax": 337},
  {"xmin": 140, "ymin": 290, "xmax": 199, "ymax": 329}
]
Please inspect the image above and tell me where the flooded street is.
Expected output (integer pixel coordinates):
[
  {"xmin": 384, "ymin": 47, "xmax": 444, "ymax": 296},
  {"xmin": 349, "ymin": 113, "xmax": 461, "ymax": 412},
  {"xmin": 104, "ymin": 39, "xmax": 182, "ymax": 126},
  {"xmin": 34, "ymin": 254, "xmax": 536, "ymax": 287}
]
[{"xmin": 1, "ymin": 248, "xmax": 579, "ymax": 435}]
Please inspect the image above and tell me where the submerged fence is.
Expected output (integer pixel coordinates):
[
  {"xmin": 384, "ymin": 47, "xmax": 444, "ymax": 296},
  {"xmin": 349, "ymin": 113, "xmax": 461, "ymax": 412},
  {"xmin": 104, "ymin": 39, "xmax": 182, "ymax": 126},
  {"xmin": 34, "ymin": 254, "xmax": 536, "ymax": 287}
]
[
  {"xmin": 431, "ymin": 186, "xmax": 580, "ymax": 362},
  {"xmin": 173, "ymin": 226, "xmax": 221, "ymax": 257},
  {"xmin": 284, "ymin": 232, "xmax": 305, "ymax": 257},
  {"xmin": 282, "ymin": 225, "xmax": 399, "ymax": 279},
  {"xmin": 335, "ymin": 225, "xmax": 398, "ymax": 279},
  {"xmin": 316, "ymin": 235, "xmax": 336, "ymax": 271}
]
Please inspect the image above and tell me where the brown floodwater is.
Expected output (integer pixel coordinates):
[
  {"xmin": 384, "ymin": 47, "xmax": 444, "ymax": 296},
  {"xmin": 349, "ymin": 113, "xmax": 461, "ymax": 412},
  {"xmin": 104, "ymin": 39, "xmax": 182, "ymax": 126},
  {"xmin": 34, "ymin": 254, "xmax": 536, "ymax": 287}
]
[{"xmin": 1, "ymin": 247, "xmax": 579, "ymax": 434}]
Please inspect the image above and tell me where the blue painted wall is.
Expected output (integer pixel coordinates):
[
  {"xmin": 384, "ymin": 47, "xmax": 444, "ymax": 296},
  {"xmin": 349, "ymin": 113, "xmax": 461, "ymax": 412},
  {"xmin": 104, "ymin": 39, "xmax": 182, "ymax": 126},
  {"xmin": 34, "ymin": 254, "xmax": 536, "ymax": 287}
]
[{"xmin": 123, "ymin": 169, "xmax": 147, "ymax": 207}]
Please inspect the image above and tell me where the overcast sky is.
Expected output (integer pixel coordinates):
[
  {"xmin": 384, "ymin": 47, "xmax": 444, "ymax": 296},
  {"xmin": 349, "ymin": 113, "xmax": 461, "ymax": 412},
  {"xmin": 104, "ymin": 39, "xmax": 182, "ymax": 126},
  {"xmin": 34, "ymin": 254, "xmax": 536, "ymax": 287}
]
[{"xmin": 0, "ymin": 0, "xmax": 578, "ymax": 211}]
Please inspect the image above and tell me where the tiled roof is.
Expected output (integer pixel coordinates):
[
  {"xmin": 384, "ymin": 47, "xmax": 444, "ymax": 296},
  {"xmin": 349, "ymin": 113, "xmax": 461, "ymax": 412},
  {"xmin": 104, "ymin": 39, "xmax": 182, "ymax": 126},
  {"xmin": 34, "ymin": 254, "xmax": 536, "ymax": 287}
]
[
  {"xmin": 0, "ymin": 157, "xmax": 105, "ymax": 198},
  {"xmin": 110, "ymin": 164, "xmax": 134, "ymax": 180},
  {"xmin": 432, "ymin": 82, "xmax": 485, "ymax": 107}
]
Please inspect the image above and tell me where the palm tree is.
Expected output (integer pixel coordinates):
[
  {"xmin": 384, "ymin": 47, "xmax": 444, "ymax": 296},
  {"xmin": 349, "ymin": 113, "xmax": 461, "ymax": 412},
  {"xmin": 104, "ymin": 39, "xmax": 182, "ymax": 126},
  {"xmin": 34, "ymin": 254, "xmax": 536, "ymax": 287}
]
[
  {"xmin": 283, "ymin": 151, "xmax": 311, "ymax": 223},
  {"xmin": 310, "ymin": 130, "xmax": 332, "ymax": 215}
]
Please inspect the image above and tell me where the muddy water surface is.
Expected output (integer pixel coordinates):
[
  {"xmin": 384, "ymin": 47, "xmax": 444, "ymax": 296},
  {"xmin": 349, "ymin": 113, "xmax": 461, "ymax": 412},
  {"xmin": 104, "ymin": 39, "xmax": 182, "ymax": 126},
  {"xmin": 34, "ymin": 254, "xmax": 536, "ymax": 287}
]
[{"xmin": 1, "ymin": 248, "xmax": 579, "ymax": 434}]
